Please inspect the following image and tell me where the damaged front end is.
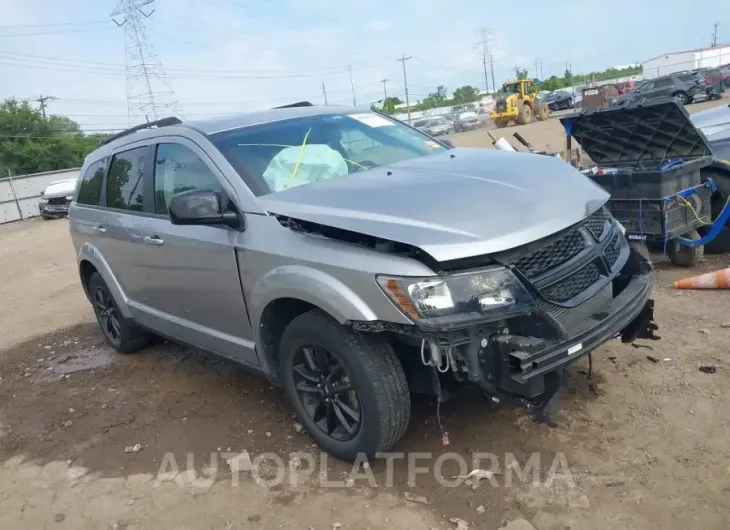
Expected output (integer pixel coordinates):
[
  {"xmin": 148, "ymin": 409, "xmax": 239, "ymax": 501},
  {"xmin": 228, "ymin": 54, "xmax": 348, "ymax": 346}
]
[{"xmin": 355, "ymin": 208, "xmax": 659, "ymax": 416}]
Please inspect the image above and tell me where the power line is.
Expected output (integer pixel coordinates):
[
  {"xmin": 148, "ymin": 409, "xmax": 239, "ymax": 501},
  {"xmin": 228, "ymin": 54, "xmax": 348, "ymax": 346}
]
[
  {"xmin": 0, "ymin": 20, "xmax": 108, "ymax": 28},
  {"xmin": 0, "ymin": 26, "xmax": 113, "ymax": 37},
  {"xmin": 397, "ymin": 54, "xmax": 412, "ymax": 124}
]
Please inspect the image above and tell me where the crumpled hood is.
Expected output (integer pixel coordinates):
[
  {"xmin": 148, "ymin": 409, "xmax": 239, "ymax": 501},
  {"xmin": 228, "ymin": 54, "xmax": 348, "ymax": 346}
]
[
  {"xmin": 43, "ymin": 178, "xmax": 78, "ymax": 199},
  {"xmin": 257, "ymin": 148, "xmax": 609, "ymax": 262}
]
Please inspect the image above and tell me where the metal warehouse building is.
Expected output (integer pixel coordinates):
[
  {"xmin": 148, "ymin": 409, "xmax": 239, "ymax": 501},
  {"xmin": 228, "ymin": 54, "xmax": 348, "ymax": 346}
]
[{"xmin": 642, "ymin": 45, "xmax": 730, "ymax": 78}]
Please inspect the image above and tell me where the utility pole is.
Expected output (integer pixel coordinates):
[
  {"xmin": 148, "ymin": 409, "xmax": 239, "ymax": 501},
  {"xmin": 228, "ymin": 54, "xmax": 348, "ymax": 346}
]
[
  {"xmin": 347, "ymin": 65, "xmax": 357, "ymax": 106},
  {"xmin": 321, "ymin": 81, "xmax": 328, "ymax": 105},
  {"xmin": 381, "ymin": 78, "xmax": 389, "ymax": 101},
  {"xmin": 34, "ymin": 95, "xmax": 56, "ymax": 119},
  {"xmin": 712, "ymin": 22, "xmax": 721, "ymax": 47},
  {"xmin": 397, "ymin": 54, "xmax": 412, "ymax": 124},
  {"xmin": 476, "ymin": 27, "xmax": 496, "ymax": 92}
]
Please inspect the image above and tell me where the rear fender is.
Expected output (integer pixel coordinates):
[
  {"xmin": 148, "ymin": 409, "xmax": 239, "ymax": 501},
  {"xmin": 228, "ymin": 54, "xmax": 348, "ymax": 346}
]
[{"xmin": 77, "ymin": 242, "xmax": 133, "ymax": 318}]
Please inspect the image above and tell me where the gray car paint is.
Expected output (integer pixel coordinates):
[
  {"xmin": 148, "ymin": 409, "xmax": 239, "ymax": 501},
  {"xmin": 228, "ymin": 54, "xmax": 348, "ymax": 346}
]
[
  {"xmin": 257, "ymin": 148, "xmax": 609, "ymax": 262},
  {"xmin": 70, "ymin": 107, "xmax": 607, "ymax": 376}
]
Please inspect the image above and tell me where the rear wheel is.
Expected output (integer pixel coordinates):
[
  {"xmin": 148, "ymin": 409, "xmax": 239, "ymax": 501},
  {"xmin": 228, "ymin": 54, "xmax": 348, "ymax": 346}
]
[
  {"xmin": 668, "ymin": 230, "xmax": 704, "ymax": 267},
  {"xmin": 88, "ymin": 272, "xmax": 151, "ymax": 353},
  {"xmin": 495, "ymin": 120, "xmax": 509, "ymax": 128},
  {"xmin": 517, "ymin": 104, "xmax": 532, "ymax": 125},
  {"xmin": 279, "ymin": 310, "xmax": 410, "ymax": 461},
  {"xmin": 672, "ymin": 91, "xmax": 688, "ymax": 105}
]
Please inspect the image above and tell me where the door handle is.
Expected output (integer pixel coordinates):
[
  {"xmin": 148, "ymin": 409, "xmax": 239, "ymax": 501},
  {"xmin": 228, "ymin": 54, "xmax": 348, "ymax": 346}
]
[
  {"xmin": 143, "ymin": 235, "xmax": 164, "ymax": 246},
  {"xmin": 93, "ymin": 224, "xmax": 106, "ymax": 234}
]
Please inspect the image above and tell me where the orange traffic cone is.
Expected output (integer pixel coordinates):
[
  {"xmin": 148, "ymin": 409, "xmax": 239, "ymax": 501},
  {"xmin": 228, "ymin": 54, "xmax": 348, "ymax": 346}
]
[{"xmin": 674, "ymin": 267, "xmax": 730, "ymax": 289}]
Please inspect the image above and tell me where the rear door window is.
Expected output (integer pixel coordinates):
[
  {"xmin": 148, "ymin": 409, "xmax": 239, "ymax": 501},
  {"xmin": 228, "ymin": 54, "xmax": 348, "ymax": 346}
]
[
  {"xmin": 76, "ymin": 159, "xmax": 106, "ymax": 206},
  {"xmin": 106, "ymin": 147, "xmax": 148, "ymax": 212}
]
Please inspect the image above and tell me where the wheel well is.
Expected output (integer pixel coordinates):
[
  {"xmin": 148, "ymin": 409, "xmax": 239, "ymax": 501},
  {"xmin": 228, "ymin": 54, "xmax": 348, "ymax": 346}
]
[
  {"xmin": 79, "ymin": 260, "xmax": 98, "ymax": 301},
  {"xmin": 259, "ymin": 298, "xmax": 318, "ymax": 382}
]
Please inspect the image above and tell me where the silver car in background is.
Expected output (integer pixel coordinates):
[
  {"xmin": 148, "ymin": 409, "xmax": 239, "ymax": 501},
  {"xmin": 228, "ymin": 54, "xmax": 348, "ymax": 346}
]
[
  {"xmin": 39, "ymin": 178, "xmax": 78, "ymax": 219},
  {"xmin": 69, "ymin": 105, "xmax": 658, "ymax": 461}
]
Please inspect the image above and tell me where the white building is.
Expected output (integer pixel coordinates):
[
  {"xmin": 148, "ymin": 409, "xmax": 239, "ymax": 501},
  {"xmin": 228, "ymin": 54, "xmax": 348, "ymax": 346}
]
[{"xmin": 642, "ymin": 45, "xmax": 730, "ymax": 78}]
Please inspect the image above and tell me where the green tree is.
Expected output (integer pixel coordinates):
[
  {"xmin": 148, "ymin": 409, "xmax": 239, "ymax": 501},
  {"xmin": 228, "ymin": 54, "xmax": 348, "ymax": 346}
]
[
  {"xmin": 0, "ymin": 98, "xmax": 109, "ymax": 176},
  {"xmin": 422, "ymin": 85, "xmax": 448, "ymax": 109},
  {"xmin": 452, "ymin": 85, "xmax": 480, "ymax": 104}
]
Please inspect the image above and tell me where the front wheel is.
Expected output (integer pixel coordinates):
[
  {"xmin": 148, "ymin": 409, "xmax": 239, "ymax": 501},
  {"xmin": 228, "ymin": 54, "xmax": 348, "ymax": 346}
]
[
  {"xmin": 279, "ymin": 310, "xmax": 410, "ymax": 461},
  {"xmin": 495, "ymin": 120, "xmax": 509, "ymax": 128},
  {"xmin": 517, "ymin": 104, "xmax": 532, "ymax": 125}
]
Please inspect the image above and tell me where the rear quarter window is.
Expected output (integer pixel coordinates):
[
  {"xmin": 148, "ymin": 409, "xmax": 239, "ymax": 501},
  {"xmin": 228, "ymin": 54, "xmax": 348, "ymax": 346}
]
[{"xmin": 76, "ymin": 158, "xmax": 106, "ymax": 206}]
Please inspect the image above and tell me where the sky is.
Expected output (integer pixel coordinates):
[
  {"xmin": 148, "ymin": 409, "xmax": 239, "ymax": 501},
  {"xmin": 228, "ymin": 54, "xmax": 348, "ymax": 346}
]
[{"xmin": 1, "ymin": 0, "xmax": 727, "ymax": 132}]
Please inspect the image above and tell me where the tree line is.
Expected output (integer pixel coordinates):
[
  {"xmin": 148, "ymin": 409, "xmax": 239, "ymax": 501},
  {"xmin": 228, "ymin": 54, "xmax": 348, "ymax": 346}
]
[
  {"xmin": 0, "ymin": 98, "xmax": 109, "ymax": 177},
  {"xmin": 372, "ymin": 64, "xmax": 644, "ymax": 113}
]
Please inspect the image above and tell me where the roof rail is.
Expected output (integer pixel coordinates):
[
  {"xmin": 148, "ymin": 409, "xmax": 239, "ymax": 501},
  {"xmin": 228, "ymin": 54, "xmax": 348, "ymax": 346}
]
[
  {"xmin": 273, "ymin": 101, "xmax": 313, "ymax": 109},
  {"xmin": 98, "ymin": 116, "xmax": 183, "ymax": 147}
]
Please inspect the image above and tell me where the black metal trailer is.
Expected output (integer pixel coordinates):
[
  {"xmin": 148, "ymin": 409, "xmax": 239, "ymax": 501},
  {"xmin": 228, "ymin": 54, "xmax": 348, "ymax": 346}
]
[{"xmin": 561, "ymin": 98, "xmax": 730, "ymax": 267}]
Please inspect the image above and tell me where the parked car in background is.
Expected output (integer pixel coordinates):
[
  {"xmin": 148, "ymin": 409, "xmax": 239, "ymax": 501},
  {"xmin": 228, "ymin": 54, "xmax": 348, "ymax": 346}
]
[
  {"xmin": 476, "ymin": 107, "xmax": 490, "ymax": 127},
  {"xmin": 544, "ymin": 91, "xmax": 574, "ymax": 111},
  {"xmin": 413, "ymin": 117, "xmax": 452, "ymax": 136},
  {"xmin": 614, "ymin": 80, "xmax": 638, "ymax": 95},
  {"xmin": 39, "ymin": 178, "xmax": 78, "ymax": 219},
  {"xmin": 451, "ymin": 111, "xmax": 479, "ymax": 132},
  {"xmin": 68, "ymin": 106, "xmax": 658, "ymax": 461},
  {"xmin": 609, "ymin": 72, "xmax": 705, "ymax": 106},
  {"xmin": 694, "ymin": 67, "xmax": 727, "ymax": 94}
]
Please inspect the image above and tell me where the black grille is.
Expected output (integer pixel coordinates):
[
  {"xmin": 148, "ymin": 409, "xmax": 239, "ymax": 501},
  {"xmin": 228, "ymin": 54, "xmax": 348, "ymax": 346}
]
[
  {"xmin": 604, "ymin": 233, "xmax": 620, "ymax": 267},
  {"xmin": 47, "ymin": 197, "xmax": 69, "ymax": 205},
  {"xmin": 585, "ymin": 209, "xmax": 609, "ymax": 240},
  {"xmin": 514, "ymin": 230, "xmax": 586, "ymax": 278},
  {"xmin": 538, "ymin": 284, "xmax": 613, "ymax": 332},
  {"xmin": 542, "ymin": 262, "xmax": 602, "ymax": 303}
]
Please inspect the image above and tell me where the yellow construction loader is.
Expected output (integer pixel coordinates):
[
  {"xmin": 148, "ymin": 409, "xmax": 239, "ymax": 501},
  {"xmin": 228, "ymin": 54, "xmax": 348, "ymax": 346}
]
[{"xmin": 489, "ymin": 79, "xmax": 549, "ymax": 128}]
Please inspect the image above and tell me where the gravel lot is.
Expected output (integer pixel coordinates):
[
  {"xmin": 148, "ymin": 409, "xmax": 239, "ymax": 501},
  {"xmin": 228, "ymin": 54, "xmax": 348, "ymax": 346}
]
[{"xmin": 1, "ymin": 99, "xmax": 730, "ymax": 529}]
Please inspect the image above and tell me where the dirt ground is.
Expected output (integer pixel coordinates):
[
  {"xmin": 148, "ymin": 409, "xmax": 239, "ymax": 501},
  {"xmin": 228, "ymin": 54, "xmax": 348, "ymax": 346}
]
[{"xmin": 2, "ymin": 99, "xmax": 730, "ymax": 530}]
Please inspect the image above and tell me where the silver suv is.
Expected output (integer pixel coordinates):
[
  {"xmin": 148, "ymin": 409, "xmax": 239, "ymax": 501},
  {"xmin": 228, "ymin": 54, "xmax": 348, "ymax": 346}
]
[{"xmin": 69, "ymin": 104, "xmax": 658, "ymax": 461}]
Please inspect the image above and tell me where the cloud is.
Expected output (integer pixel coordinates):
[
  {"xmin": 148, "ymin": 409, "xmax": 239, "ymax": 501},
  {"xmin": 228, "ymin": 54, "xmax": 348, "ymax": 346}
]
[{"xmin": 369, "ymin": 20, "xmax": 390, "ymax": 32}]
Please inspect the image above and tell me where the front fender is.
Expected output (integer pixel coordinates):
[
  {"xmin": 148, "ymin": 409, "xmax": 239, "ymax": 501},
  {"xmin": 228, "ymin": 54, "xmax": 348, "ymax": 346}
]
[
  {"xmin": 77, "ymin": 242, "xmax": 133, "ymax": 319},
  {"xmin": 248, "ymin": 265, "xmax": 380, "ymax": 334}
]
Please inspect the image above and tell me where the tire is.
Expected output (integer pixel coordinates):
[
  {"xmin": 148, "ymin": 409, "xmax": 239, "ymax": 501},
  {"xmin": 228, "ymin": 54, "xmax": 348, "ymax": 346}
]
[
  {"xmin": 41, "ymin": 214, "xmax": 53, "ymax": 220},
  {"xmin": 629, "ymin": 241, "xmax": 651, "ymax": 262},
  {"xmin": 668, "ymin": 229, "xmax": 704, "ymax": 267},
  {"xmin": 704, "ymin": 226, "xmax": 730, "ymax": 254},
  {"xmin": 495, "ymin": 120, "xmax": 508, "ymax": 128},
  {"xmin": 87, "ymin": 272, "xmax": 151, "ymax": 353},
  {"xmin": 535, "ymin": 104, "xmax": 549, "ymax": 121},
  {"xmin": 672, "ymin": 91, "xmax": 688, "ymax": 105},
  {"xmin": 517, "ymin": 104, "xmax": 532, "ymax": 125},
  {"xmin": 279, "ymin": 310, "xmax": 410, "ymax": 461}
]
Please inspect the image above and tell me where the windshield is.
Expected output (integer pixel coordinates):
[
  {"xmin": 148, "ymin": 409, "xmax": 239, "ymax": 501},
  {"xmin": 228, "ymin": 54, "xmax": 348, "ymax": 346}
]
[
  {"xmin": 503, "ymin": 83, "xmax": 522, "ymax": 94},
  {"xmin": 210, "ymin": 112, "xmax": 448, "ymax": 196}
]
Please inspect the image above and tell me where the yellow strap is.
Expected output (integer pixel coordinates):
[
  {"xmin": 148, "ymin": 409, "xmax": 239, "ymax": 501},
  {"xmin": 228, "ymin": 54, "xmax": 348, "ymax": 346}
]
[{"xmin": 286, "ymin": 128, "xmax": 311, "ymax": 188}]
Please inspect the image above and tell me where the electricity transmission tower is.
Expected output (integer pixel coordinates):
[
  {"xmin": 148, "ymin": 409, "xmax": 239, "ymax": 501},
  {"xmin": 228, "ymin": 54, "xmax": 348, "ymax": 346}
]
[
  {"xmin": 111, "ymin": 0, "xmax": 180, "ymax": 125},
  {"xmin": 475, "ymin": 27, "xmax": 497, "ymax": 92}
]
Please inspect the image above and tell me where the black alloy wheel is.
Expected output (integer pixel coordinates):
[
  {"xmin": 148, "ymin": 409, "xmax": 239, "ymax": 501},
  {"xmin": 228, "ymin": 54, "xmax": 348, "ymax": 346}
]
[
  {"xmin": 94, "ymin": 283, "xmax": 122, "ymax": 347},
  {"xmin": 292, "ymin": 343, "xmax": 361, "ymax": 442}
]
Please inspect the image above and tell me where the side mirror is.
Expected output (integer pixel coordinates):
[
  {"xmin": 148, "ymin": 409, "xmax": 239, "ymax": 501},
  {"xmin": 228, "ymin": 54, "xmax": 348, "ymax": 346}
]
[
  {"xmin": 440, "ymin": 138, "xmax": 455, "ymax": 149},
  {"xmin": 169, "ymin": 189, "xmax": 240, "ymax": 229}
]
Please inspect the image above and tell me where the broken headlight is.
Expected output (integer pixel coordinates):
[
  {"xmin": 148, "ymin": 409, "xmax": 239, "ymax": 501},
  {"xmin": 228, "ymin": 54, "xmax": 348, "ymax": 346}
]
[{"xmin": 377, "ymin": 267, "xmax": 535, "ymax": 327}]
